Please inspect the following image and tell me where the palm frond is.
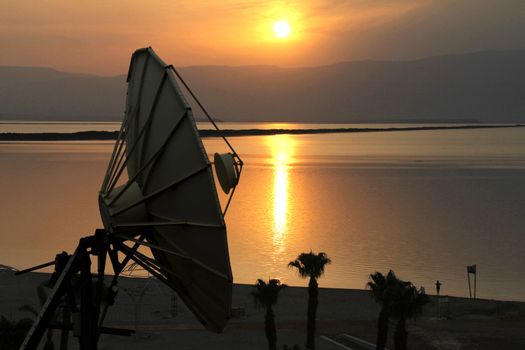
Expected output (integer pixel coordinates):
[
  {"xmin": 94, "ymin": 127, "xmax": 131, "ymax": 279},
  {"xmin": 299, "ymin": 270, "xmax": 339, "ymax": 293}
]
[
  {"xmin": 367, "ymin": 271, "xmax": 388, "ymax": 302},
  {"xmin": 251, "ymin": 278, "xmax": 287, "ymax": 309},
  {"xmin": 288, "ymin": 251, "xmax": 331, "ymax": 279}
]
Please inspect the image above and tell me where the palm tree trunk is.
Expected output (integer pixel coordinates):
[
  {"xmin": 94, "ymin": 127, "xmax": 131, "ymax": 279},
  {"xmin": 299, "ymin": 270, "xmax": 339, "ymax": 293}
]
[
  {"xmin": 265, "ymin": 306, "xmax": 277, "ymax": 350},
  {"xmin": 306, "ymin": 277, "xmax": 318, "ymax": 349},
  {"xmin": 394, "ymin": 317, "xmax": 407, "ymax": 350},
  {"xmin": 376, "ymin": 308, "xmax": 389, "ymax": 350}
]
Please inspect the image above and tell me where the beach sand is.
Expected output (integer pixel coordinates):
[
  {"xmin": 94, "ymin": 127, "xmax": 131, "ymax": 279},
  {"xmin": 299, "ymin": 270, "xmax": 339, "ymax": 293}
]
[{"xmin": 2, "ymin": 270, "xmax": 525, "ymax": 349}]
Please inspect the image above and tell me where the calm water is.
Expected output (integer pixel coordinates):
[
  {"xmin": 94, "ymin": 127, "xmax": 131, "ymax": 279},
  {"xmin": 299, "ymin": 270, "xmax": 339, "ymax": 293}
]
[{"xmin": 1, "ymin": 126, "xmax": 525, "ymax": 301}]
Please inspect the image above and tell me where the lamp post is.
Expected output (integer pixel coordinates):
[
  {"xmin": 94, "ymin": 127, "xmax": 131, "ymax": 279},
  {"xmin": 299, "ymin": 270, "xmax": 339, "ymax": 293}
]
[
  {"xmin": 467, "ymin": 265, "xmax": 477, "ymax": 299},
  {"xmin": 435, "ymin": 280, "xmax": 442, "ymax": 318}
]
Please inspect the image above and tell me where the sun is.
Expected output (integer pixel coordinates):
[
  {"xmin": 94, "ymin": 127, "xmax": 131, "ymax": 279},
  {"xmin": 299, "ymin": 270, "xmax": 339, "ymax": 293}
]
[{"xmin": 273, "ymin": 20, "xmax": 291, "ymax": 39}]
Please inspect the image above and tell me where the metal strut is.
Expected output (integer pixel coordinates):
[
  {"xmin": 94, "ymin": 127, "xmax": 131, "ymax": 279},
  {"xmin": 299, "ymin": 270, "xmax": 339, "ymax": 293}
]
[{"xmin": 18, "ymin": 230, "xmax": 135, "ymax": 350}]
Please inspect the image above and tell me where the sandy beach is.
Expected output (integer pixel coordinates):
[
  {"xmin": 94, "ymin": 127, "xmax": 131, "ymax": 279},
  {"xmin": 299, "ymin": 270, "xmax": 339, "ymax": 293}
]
[{"xmin": 2, "ymin": 270, "xmax": 525, "ymax": 349}]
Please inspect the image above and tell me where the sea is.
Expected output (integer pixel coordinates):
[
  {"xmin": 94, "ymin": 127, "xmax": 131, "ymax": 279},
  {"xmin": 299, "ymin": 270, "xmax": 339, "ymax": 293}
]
[{"xmin": 1, "ymin": 121, "xmax": 524, "ymax": 301}]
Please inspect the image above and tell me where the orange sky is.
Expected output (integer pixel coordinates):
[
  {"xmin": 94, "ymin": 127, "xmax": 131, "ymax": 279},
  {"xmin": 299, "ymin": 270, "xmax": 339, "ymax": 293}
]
[{"xmin": 1, "ymin": 0, "xmax": 524, "ymax": 75}]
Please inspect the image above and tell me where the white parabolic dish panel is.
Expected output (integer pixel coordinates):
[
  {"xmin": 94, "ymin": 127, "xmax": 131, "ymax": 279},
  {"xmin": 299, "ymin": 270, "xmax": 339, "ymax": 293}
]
[{"xmin": 107, "ymin": 47, "xmax": 232, "ymax": 332}]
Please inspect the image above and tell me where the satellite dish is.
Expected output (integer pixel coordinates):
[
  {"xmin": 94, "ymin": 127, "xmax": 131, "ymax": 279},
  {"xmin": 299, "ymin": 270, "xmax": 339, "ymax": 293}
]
[
  {"xmin": 18, "ymin": 47, "xmax": 243, "ymax": 348},
  {"xmin": 214, "ymin": 153, "xmax": 239, "ymax": 194},
  {"xmin": 99, "ymin": 46, "xmax": 242, "ymax": 331}
]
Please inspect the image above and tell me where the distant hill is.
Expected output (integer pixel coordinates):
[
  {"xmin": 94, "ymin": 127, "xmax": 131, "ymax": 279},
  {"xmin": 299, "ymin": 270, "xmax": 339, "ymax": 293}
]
[
  {"xmin": 1, "ymin": 50, "xmax": 524, "ymax": 122},
  {"xmin": 0, "ymin": 66, "xmax": 124, "ymax": 121}
]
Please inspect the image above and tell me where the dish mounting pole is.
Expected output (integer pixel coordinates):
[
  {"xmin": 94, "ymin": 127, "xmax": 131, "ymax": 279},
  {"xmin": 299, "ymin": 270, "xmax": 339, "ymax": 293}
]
[{"xmin": 17, "ymin": 230, "xmax": 136, "ymax": 350}]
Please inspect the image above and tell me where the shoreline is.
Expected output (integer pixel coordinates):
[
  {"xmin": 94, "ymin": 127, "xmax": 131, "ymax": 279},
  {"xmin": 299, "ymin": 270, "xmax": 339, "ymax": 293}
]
[
  {"xmin": 4, "ymin": 271, "xmax": 525, "ymax": 315},
  {"xmin": 0, "ymin": 124, "xmax": 524, "ymax": 141},
  {"xmin": 2, "ymin": 269, "xmax": 524, "ymax": 304},
  {"xmin": 2, "ymin": 271, "xmax": 525, "ymax": 349}
]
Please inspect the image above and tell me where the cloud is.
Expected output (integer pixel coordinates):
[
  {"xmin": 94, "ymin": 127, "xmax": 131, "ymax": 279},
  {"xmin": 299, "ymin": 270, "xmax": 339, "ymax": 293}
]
[{"xmin": 1, "ymin": 0, "xmax": 524, "ymax": 74}]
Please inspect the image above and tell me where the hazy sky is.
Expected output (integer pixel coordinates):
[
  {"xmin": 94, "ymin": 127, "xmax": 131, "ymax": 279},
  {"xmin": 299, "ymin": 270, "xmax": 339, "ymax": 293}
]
[{"xmin": 1, "ymin": 0, "xmax": 524, "ymax": 75}]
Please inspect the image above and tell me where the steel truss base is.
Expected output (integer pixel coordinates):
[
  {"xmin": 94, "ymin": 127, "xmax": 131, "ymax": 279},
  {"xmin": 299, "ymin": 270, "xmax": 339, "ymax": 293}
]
[{"xmin": 17, "ymin": 229, "xmax": 150, "ymax": 350}]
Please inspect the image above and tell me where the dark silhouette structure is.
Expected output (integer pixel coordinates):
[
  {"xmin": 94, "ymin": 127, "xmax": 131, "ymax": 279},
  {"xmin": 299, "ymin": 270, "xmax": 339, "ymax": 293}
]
[
  {"xmin": 14, "ymin": 47, "xmax": 243, "ymax": 349},
  {"xmin": 467, "ymin": 264, "xmax": 477, "ymax": 299}
]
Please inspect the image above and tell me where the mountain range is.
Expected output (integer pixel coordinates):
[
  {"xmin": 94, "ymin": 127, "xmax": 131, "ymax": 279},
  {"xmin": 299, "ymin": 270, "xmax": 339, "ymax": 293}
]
[{"xmin": 1, "ymin": 50, "xmax": 524, "ymax": 123}]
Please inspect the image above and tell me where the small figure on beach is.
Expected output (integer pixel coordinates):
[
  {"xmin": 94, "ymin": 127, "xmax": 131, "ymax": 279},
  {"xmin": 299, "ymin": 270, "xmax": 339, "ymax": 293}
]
[{"xmin": 435, "ymin": 280, "xmax": 442, "ymax": 295}]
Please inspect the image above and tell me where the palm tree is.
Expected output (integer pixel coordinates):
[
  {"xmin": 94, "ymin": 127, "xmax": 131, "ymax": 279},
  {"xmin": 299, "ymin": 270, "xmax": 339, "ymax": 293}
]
[
  {"xmin": 391, "ymin": 285, "xmax": 430, "ymax": 350},
  {"xmin": 288, "ymin": 251, "xmax": 331, "ymax": 349},
  {"xmin": 251, "ymin": 279, "xmax": 287, "ymax": 350},
  {"xmin": 367, "ymin": 270, "xmax": 408, "ymax": 350}
]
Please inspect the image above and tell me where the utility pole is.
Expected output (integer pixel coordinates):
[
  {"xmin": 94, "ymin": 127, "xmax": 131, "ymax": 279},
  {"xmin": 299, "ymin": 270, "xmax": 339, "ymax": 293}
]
[
  {"xmin": 467, "ymin": 264, "xmax": 477, "ymax": 299},
  {"xmin": 435, "ymin": 280, "xmax": 442, "ymax": 318}
]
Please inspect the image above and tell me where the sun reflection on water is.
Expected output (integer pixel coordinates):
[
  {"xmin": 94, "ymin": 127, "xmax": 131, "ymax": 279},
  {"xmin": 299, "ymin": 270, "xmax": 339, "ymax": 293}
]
[
  {"xmin": 274, "ymin": 164, "xmax": 288, "ymax": 238},
  {"xmin": 268, "ymin": 135, "xmax": 295, "ymax": 250}
]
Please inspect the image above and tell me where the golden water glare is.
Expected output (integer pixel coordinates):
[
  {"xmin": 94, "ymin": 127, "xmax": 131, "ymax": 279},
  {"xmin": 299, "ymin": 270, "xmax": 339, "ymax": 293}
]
[
  {"xmin": 268, "ymin": 135, "xmax": 295, "ymax": 250},
  {"xmin": 2, "ymin": 128, "xmax": 525, "ymax": 299}
]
